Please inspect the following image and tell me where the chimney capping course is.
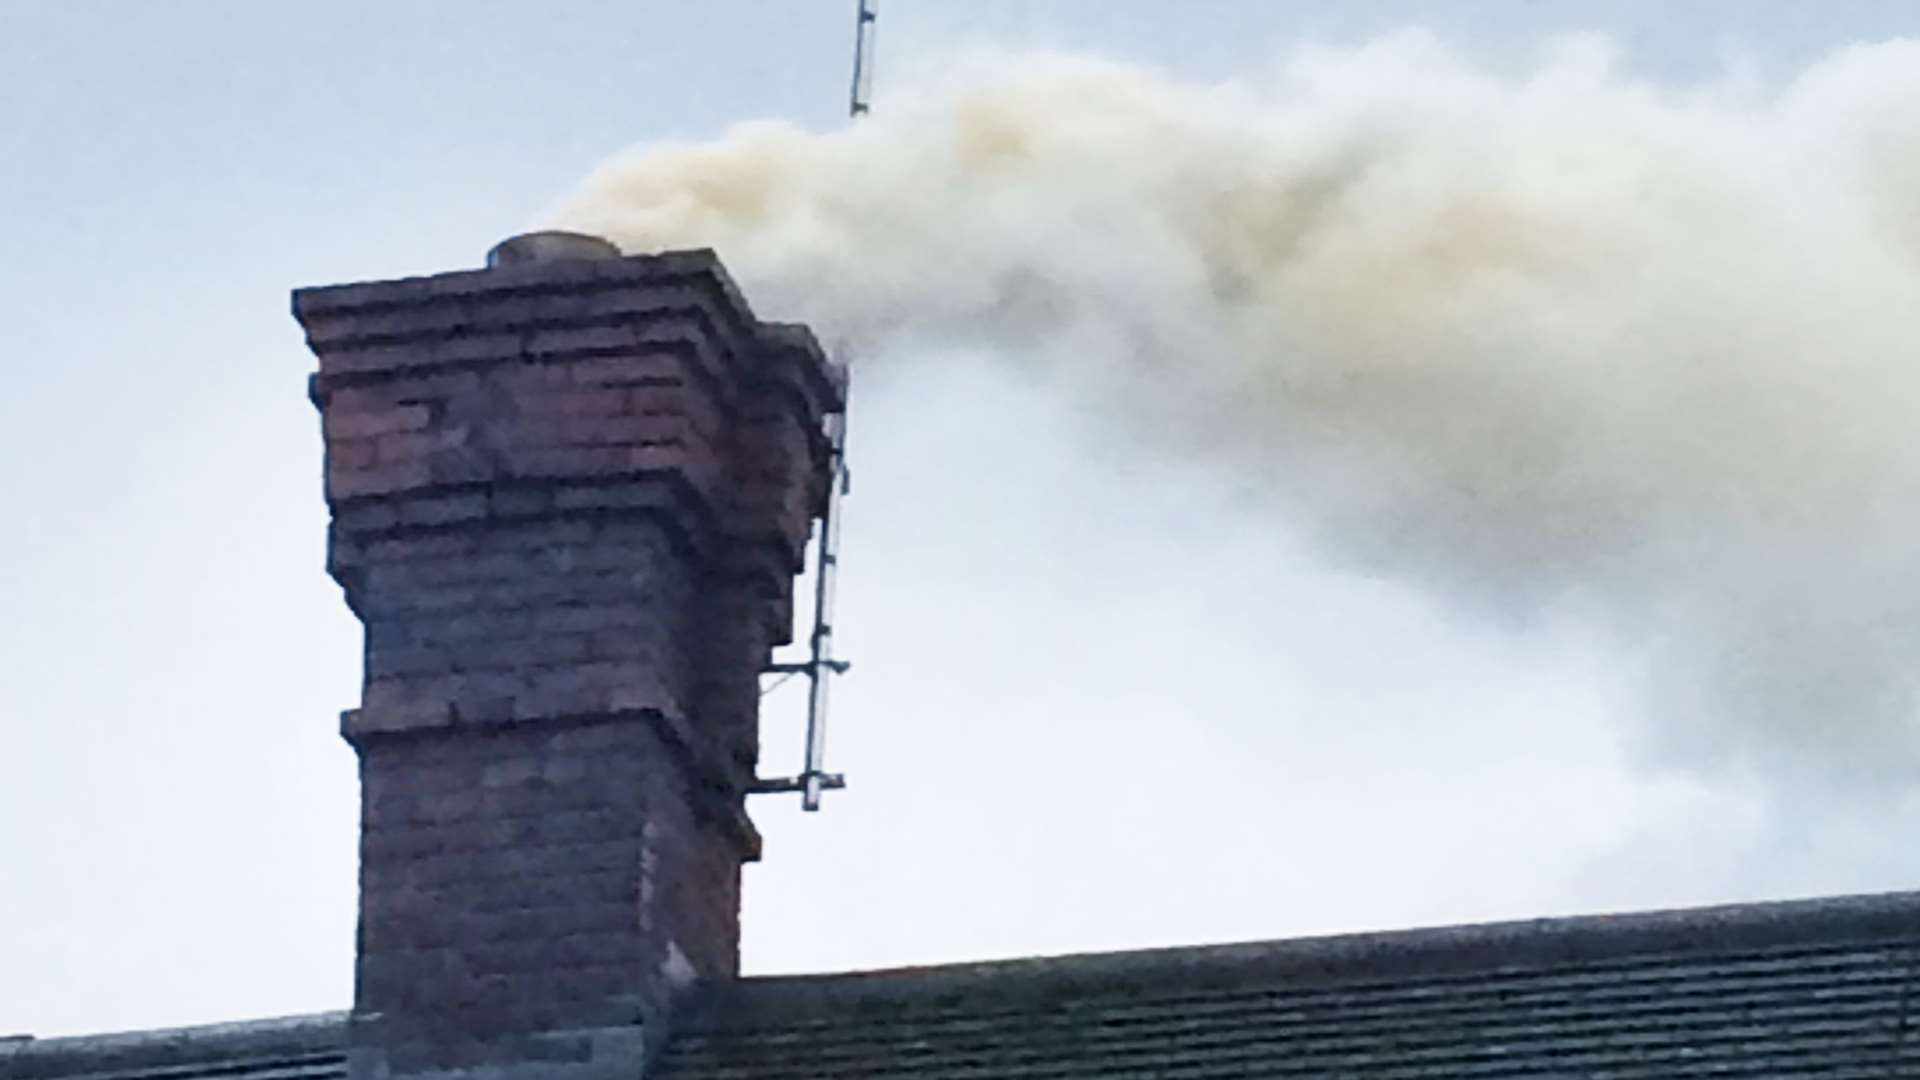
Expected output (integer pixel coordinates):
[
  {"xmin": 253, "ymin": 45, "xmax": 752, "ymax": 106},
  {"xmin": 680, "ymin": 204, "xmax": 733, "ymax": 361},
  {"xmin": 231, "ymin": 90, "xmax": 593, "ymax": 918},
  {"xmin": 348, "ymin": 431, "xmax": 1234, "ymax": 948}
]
[
  {"xmin": 292, "ymin": 247, "xmax": 765, "ymax": 364},
  {"xmin": 296, "ymin": 250, "xmax": 844, "ymax": 462},
  {"xmin": 301, "ymin": 249, "xmax": 842, "ymax": 552}
]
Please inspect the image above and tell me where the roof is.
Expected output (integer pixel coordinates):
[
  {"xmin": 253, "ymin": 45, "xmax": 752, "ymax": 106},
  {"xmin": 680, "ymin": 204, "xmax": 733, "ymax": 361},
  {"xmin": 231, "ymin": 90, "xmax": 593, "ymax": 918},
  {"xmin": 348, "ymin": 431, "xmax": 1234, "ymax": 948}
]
[
  {"xmin": 10, "ymin": 891, "xmax": 1920, "ymax": 1080},
  {"xmin": 1, "ymin": 1012, "xmax": 347, "ymax": 1080},
  {"xmin": 656, "ymin": 890, "xmax": 1920, "ymax": 1079}
]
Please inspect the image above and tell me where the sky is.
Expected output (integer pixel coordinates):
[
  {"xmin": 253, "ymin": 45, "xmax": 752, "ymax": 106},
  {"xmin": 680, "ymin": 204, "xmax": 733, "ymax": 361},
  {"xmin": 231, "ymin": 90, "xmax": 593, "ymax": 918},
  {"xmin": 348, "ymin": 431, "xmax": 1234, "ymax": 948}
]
[{"xmin": 5, "ymin": 0, "xmax": 1920, "ymax": 1039}]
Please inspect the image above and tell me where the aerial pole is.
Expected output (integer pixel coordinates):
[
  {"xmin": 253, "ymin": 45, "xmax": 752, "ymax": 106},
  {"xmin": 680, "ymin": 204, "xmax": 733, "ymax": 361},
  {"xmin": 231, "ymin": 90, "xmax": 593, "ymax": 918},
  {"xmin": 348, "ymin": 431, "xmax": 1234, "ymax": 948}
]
[
  {"xmin": 751, "ymin": 3, "xmax": 870, "ymax": 811},
  {"xmin": 797, "ymin": 412, "xmax": 850, "ymax": 811},
  {"xmin": 790, "ymin": 0, "xmax": 873, "ymax": 808},
  {"xmin": 850, "ymin": 0, "xmax": 878, "ymax": 118}
]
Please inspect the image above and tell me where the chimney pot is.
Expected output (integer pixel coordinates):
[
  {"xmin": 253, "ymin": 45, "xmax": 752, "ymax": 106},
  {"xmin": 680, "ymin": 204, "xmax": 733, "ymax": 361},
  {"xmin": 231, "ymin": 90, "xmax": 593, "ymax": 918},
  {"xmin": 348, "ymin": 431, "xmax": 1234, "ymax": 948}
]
[{"xmin": 485, "ymin": 230, "xmax": 622, "ymax": 267}]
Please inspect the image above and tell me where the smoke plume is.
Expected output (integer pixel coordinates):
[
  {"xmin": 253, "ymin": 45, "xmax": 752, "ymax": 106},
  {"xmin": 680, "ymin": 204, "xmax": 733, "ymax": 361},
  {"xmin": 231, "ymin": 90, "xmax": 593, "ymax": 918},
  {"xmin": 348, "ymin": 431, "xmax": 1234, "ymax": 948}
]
[{"xmin": 548, "ymin": 34, "xmax": 1920, "ymax": 793}]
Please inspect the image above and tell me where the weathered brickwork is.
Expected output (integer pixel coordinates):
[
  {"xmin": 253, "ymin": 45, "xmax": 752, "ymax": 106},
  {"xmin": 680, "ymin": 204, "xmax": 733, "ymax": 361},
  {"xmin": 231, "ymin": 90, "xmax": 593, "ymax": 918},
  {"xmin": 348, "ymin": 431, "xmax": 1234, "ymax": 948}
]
[
  {"xmin": 350, "ymin": 719, "xmax": 738, "ymax": 1077},
  {"xmin": 293, "ymin": 238, "xmax": 844, "ymax": 1080}
]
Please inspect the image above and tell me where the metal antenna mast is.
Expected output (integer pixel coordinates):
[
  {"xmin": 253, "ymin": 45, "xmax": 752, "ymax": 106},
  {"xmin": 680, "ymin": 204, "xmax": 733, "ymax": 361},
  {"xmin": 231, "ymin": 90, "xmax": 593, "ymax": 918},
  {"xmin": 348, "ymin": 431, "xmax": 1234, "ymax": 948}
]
[
  {"xmin": 754, "ymin": 407, "xmax": 851, "ymax": 811},
  {"xmin": 802, "ymin": 412, "xmax": 851, "ymax": 810},
  {"xmin": 850, "ymin": 0, "xmax": 878, "ymax": 118},
  {"xmin": 749, "ymin": 5, "xmax": 870, "ymax": 811}
]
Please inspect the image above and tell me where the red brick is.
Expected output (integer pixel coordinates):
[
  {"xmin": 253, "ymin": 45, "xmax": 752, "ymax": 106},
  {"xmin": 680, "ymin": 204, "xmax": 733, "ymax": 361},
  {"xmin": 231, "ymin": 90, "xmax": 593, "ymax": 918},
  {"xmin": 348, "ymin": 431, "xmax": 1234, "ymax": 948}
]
[{"xmin": 326, "ymin": 404, "xmax": 431, "ymax": 440}]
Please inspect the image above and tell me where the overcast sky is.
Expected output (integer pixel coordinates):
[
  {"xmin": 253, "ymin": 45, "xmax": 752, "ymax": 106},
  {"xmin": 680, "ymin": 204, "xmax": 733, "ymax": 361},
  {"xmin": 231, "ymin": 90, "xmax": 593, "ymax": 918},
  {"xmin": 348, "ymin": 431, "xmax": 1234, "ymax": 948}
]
[{"xmin": 6, "ymin": 0, "xmax": 1920, "ymax": 1040}]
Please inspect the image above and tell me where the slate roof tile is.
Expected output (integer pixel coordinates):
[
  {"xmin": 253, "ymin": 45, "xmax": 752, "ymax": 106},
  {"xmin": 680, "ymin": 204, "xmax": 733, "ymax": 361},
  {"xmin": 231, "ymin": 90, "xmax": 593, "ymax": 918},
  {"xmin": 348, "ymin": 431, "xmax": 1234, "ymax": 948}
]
[
  {"xmin": 1, "ymin": 1013, "xmax": 348, "ymax": 1080},
  {"xmin": 11, "ymin": 891, "xmax": 1919, "ymax": 1080},
  {"xmin": 656, "ymin": 890, "xmax": 1920, "ymax": 1079}
]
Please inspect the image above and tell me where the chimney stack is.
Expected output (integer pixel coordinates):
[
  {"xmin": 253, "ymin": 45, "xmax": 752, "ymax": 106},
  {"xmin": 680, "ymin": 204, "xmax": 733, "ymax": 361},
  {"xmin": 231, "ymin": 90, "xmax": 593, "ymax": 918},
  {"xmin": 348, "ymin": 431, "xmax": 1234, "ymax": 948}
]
[{"xmin": 293, "ymin": 233, "xmax": 844, "ymax": 1080}]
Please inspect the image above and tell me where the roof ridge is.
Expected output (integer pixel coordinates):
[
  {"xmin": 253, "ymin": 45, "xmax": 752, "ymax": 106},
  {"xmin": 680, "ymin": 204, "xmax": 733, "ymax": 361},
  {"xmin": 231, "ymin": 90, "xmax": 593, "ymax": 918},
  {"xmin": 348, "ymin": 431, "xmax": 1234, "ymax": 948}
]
[
  {"xmin": 679, "ymin": 888, "xmax": 1920, "ymax": 1031},
  {"xmin": 4, "ymin": 1011, "xmax": 348, "ymax": 1079}
]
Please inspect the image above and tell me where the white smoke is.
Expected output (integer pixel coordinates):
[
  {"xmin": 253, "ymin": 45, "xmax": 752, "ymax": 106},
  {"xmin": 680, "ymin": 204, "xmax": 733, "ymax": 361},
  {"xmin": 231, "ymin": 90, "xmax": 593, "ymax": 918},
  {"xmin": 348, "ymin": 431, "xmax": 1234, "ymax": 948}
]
[{"xmin": 548, "ymin": 34, "xmax": 1920, "ymax": 793}]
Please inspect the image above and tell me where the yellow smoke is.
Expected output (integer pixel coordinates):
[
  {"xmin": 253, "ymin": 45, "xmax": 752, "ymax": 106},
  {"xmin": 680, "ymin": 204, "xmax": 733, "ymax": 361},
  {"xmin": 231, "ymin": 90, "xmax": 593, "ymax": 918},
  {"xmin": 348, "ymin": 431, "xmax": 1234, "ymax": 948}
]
[{"xmin": 549, "ymin": 34, "xmax": 1920, "ymax": 791}]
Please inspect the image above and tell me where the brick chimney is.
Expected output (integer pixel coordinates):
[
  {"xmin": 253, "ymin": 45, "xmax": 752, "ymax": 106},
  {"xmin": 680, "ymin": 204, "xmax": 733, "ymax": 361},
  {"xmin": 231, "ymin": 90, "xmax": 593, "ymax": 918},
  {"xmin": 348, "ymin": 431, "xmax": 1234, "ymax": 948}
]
[{"xmin": 293, "ymin": 233, "xmax": 844, "ymax": 1080}]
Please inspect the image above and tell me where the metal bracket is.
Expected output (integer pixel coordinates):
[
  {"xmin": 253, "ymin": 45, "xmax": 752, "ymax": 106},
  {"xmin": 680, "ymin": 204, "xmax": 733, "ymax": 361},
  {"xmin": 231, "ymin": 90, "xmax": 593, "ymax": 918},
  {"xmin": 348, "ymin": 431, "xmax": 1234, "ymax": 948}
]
[
  {"xmin": 764, "ymin": 660, "xmax": 852, "ymax": 676},
  {"xmin": 749, "ymin": 772, "xmax": 849, "ymax": 796}
]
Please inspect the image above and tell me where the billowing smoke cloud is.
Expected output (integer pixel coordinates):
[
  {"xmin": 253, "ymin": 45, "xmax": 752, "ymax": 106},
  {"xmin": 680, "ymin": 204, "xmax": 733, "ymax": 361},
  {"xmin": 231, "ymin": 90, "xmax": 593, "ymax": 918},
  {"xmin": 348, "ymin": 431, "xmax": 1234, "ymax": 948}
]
[{"xmin": 548, "ymin": 34, "xmax": 1920, "ymax": 794}]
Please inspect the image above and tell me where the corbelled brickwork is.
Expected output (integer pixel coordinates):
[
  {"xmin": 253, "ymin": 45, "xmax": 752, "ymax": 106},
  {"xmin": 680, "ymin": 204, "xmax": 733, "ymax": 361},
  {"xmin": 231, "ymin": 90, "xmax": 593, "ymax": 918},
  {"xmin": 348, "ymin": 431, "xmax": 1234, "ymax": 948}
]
[{"xmin": 292, "ymin": 237, "xmax": 844, "ymax": 1080}]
